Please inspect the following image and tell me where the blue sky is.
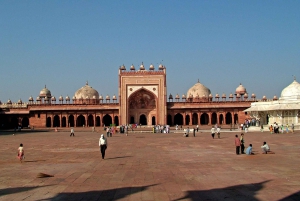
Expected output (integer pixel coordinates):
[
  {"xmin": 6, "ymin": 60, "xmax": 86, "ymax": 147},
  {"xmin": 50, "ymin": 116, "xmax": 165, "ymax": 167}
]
[{"xmin": 0, "ymin": 1, "xmax": 299, "ymax": 103}]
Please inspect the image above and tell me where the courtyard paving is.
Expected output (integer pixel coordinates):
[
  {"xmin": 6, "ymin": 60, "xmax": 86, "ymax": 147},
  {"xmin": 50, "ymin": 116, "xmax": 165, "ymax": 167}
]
[{"xmin": 0, "ymin": 128, "xmax": 300, "ymax": 201}]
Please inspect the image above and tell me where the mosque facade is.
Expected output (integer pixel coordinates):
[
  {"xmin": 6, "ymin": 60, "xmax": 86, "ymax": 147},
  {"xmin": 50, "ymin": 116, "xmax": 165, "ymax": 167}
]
[{"xmin": 0, "ymin": 64, "xmax": 257, "ymax": 129}]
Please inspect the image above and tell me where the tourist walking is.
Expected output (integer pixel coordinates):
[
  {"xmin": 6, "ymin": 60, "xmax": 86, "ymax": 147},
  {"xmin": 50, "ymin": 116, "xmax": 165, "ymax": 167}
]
[
  {"xmin": 292, "ymin": 124, "xmax": 294, "ymax": 133},
  {"xmin": 217, "ymin": 127, "xmax": 221, "ymax": 138},
  {"xmin": 193, "ymin": 128, "xmax": 196, "ymax": 137},
  {"xmin": 286, "ymin": 124, "xmax": 289, "ymax": 133},
  {"xmin": 211, "ymin": 126, "xmax": 215, "ymax": 139},
  {"xmin": 17, "ymin": 143, "xmax": 24, "ymax": 162},
  {"xmin": 196, "ymin": 125, "xmax": 199, "ymax": 132},
  {"xmin": 106, "ymin": 127, "xmax": 110, "ymax": 137},
  {"xmin": 235, "ymin": 135, "xmax": 241, "ymax": 155},
  {"xmin": 269, "ymin": 125, "xmax": 273, "ymax": 134},
  {"xmin": 260, "ymin": 125, "xmax": 264, "ymax": 132},
  {"xmin": 186, "ymin": 127, "xmax": 190, "ymax": 136},
  {"xmin": 99, "ymin": 134, "xmax": 108, "ymax": 159},
  {"xmin": 70, "ymin": 127, "xmax": 75, "ymax": 137},
  {"xmin": 240, "ymin": 133, "xmax": 245, "ymax": 154}
]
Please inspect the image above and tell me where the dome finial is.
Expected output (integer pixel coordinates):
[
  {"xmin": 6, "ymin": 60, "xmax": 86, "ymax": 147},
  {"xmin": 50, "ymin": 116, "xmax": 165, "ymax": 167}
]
[
  {"xmin": 86, "ymin": 81, "xmax": 88, "ymax": 85},
  {"xmin": 45, "ymin": 85, "xmax": 46, "ymax": 88},
  {"xmin": 197, "ymin": 79, "xmax": 199, "ymax": 83},
  {"xmin": 293, "ymin": 75, "xmax": 296, "ymax": 81}
]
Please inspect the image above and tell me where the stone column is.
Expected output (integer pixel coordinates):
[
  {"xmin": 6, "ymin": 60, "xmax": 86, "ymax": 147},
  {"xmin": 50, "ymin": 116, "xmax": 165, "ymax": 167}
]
[
  {"xmin": 198, "ymin": 112, "xmax": 201, "ymax": 126},
  {"xmin": 94, "ymin": 113, "xmax": 96, "ymax": 127},
  {"xmin": 51, "ymin": 114, "xmax": 54, "ymax": 127},
  {"xmin": 208, "ymin": 112, "xmax": 212, "ymax": 125},
  {"xmin": 75, "ymin": 114, "xmax": 77, "ymax": 127},
  {"xmin": 60, "ymin": 114, "xmax": 62, "ymax": 127},
  {"xmin": 100, "ymin": 113, "xmax": 103, "ymax": 127},
  {"xmin": 183, "ymin": 113, "xmax": 186, "ymax": 126},
  {"xmin": 85, "ymin": 114, "xmax": 88, "ymax": 127},
  {"xmin": 232, "ymin": 112, "xmax": 235, "ymax": 125},
  {"xmin": 189, "ymin": 112, "xmax": 192, "ymax": 125}
]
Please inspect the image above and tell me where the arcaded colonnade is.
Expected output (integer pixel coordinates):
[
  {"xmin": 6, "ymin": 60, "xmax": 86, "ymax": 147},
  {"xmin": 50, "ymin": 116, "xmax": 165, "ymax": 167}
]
[{"xmin": 167, "ymin": 111, "xmax": 239, "ymax": 126}]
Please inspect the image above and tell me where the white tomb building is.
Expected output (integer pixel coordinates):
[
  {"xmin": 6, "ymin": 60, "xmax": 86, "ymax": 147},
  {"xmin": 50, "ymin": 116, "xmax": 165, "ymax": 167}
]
[{"xmin": 245, "ymin": 77, "xmax": 300, "ymax": 127}]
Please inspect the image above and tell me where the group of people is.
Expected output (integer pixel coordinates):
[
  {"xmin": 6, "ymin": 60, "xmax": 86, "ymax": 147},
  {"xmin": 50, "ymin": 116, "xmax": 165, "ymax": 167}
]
[
  {"xmin": 183, "ymin": 126, "xmax": 199, "ymax": 137},
  {"xmin": 235, "ymin": 133, "xmax": 275, "ymax": 155},
  {"xmin": 210, "ymin": 126, "xmax": 221, "ymax": 139},
  {"xmin": 268, "ymin": 123, "xmax": 294, "ymax": 134},
  {"xmin": 153, "ymin": 125, "xmax": 170, "ymax": 133}
]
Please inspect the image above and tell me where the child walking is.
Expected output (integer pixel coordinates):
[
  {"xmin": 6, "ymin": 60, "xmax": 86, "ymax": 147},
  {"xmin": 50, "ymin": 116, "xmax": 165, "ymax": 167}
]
[{"xmin": 17, "ymin": 143, "xmax": 24, "ymax": 162}]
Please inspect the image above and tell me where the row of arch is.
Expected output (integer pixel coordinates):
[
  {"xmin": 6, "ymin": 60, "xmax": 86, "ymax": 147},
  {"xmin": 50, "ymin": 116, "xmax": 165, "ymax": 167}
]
[
  {"xmin": 168, "ymin": 112, "xmax": 238, "ymax": 126},
  {"xmin": 46, "ymin": 114, "xmax": 118, "ymax": 127},
  {"xmin": 129, "ymin": 112, "xmax": 238, "ymax": 126},
  {"xmin": 4, "ymin": 114, "xmax": 119, "ymax": 128},
  {"xmin": 2, "ymin": 112, "xmax": 239, "ymax": 128}
]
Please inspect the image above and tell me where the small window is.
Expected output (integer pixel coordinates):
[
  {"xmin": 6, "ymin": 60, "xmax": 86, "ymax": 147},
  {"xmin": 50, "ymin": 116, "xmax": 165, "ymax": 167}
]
[
  {"xmin": 38, "ymin": 113, "xmax": 40, "ymax": 118},
  {"xmin": 245, "ymin": 112, "xmax": 247, "ymax": 115}
]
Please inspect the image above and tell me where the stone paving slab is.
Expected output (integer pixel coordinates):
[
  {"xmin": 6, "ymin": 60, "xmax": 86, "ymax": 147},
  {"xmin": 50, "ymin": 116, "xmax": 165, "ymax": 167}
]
[{"xmin": 0, "ymin": 130, "xmax": 300, "ymax": 201}]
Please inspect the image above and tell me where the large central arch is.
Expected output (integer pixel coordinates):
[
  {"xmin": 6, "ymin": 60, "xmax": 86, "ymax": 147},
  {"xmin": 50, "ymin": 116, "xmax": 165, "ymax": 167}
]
[{"xmin": 128, "ymin": 88, "xmax": 156, "ymax": 125}]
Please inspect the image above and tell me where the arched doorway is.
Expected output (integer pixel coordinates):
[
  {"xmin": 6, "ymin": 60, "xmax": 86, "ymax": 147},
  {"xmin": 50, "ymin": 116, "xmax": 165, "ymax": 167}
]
[
  {"xmin": 219, "ymin": 114, "xmax": 224, "ymax": 124},
  {"xmin": 114, "ymin": 116, "xmax": 119, "ymax": 126},
  {"xmin": 96, "ymin": 116, "xmax": 101, "ymax": 126},
  {"xmin": 103, "ymin": 114, "xmax": 112, "ymax": 126},
  {"xmin": 174, "ymin": 113, "xmax": 183, "ymax": 125},
  {"xmin": 211, "ymin": 113, "xmax": 217, "ymax": 125},
  {"xmin": 139, "ymin": 114, "xmax": 147, "ymax": 125},
  {"xmin": 22, "ymin": 117, "xmax": 29, "ymax": 128},
  {"xmin": 226, "ymin": 112, "xmax": 232, "ymax": 124},
  {"xmin": 234, "ymin": 114, "xmax": 238, "ymax": 124},
  {"xmin": 152, "ymin": 116, "xmax": 156, "ymax": 125},
  {"xmin": 46, "ymin": 117, "xmax": 51, "ymax": 127},
  {"xmin": 62, "ymin": 117, "xmax": 67, "ymax": 127},
  {"xmin": 167, "ymin": 114, "xmax": 172, "ymax": 125},
  {"xmin": 88, "ymin": 115, "xmax": 94, "ymax": 127},
  {"xmin": 77, "ymin": 115, "xmax": 85, "ymax": 127},
  {"xmin": 53, "ymin": 115, "xmax": 60, "ymax": 127},
  {"xmin": 186, "ymin": 115, "xmax": 190, "ymax": 125},
  {"xmin": 130, "ymin": 116, "xmax": 135, "ymax": 124},
  {"xmin": 128, "ymin": 88, "xmax": 156, "ymax": 126},
  {"xmin": 69, "ymin": 115, "xmax": 74, "ymax": 127},
  {"xmin": 192, "ymin": 113, "xmax": 198, "ymax": 125},
  {"xmin": 11, "ymin": 117, "xmax": 18, "ymax": 128},
  {"xmin": 200, "ymin": 113, "xmax": 209, "ymax": 125}
]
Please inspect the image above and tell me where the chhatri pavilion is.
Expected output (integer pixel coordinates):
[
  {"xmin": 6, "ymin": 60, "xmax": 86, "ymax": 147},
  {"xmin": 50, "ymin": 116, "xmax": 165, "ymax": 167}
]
[{"xmin": 0, "ymin": 63, "xmax": 280, "ymax": 129}]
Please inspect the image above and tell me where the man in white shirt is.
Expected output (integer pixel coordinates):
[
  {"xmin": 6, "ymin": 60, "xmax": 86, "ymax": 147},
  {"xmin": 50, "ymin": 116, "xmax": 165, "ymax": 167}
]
[{"xmin": 261, "ymin": 142, "xmax": 275, "ymax": 154}]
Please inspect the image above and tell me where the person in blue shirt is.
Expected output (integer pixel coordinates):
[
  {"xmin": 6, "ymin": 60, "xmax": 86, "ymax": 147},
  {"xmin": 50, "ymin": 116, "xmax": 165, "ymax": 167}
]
[{"xmin": 246, "ymin": 144, "xmax": 254, "ymax": 155}]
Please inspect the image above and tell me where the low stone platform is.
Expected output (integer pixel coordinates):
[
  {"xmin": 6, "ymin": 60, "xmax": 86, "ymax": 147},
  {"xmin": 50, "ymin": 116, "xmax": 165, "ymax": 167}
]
[{"xmin": 0, "ymin": 130, "xmax": 299, "ymax": 200}]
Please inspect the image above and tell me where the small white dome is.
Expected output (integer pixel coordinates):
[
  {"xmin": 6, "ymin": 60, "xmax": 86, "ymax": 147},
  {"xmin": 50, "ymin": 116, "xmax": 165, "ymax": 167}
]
[{"xmin": 140, "ymin": 62, "xmax": 145, "ymax": 70}]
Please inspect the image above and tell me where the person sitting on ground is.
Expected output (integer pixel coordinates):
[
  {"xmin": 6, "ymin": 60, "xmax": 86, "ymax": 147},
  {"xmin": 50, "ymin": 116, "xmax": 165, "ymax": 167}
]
[
  {"xmin": 183, "ymin": 132, "xmax": 189, "ymax": 137},
  {"xmin": 261, "ymin": 141, "xmax": 275, "ymax": 154},
  {"xmin": 246, "ymin": 144, "xmax": 254, "ymax": 155}
]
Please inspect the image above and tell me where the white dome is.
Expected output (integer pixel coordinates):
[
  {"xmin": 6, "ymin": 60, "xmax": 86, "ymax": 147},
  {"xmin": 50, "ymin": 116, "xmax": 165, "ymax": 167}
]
[
  {"xmin": 187, "ymin": 80, "xmax": 211, "ymax": 98},
  {"xmin": 74, "ymin": 82, "xmax": 99, "ymax": 100},
  {"xmin": 280, "ymin": 80, "xmax": 300, "ymax": 100}
]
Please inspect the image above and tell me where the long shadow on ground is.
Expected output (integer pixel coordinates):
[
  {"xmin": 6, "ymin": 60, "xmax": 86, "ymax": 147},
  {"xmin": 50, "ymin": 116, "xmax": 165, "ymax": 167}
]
[
  {"xmin": 37, "ymin": 184, "xmax": 157, "ymax": 201},
  {"xmin": 174, "ymin": 180, "xmax": 271, "ymax": 201},
  {"xmin": 0, "ymin": 185, "xmax": 53, "ymax": 197}
]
